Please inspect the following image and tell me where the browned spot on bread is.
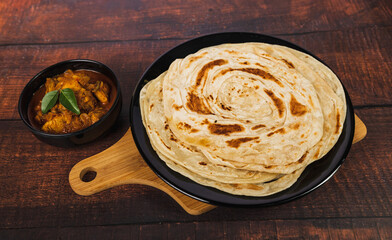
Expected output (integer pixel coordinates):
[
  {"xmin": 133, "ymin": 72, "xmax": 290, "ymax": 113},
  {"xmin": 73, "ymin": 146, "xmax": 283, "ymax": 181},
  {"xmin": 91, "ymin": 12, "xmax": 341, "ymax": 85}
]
[
  {"xmin": 217, "ymin": 68, "xmax": 283, "ymax": 87},
  {"xmin": 164, "ymin": 124, "xmax": 169, "ymax": 130},
  {"xmin": 149, "ymin": 104, "xmax": 154, "ymax": 111},
  {"xmin": 177, "ymin": 122, "xmax": 199, "ymax": 133},
  {"xmin": 213, "ymin": 70, "xmax": 228, "ymax": 80},
  {"xmin": 308, "ymin": 96, "xmax": 314, "ymax": 107},
  {"xmin": 298, "ymin": 152, "xmax": 308, "ymax": 163},
  {"xmin": 155, "ymin": 130, "xmax": 171, "ymax": 150},
  {"xmin": 251, "ymin": 124, "xmax": 266, "ymax": 130},
  {"xmin": 226, "ymin": 137, "xmax": 259, "ymax": 148},
  {"xmin": 170, "ymin": 130, "xmax": 196, "ymax": 152},
  {"xmin": 220, "ymin": 103, "xmax": 232, "ymax": 111},
  {"xmin": 335, "ymin": 110, "xmax": 341, "ymax": 134},
  {"xmin": 284, "ymin": 153, "xmax": 308, "ymax": 167},
  {"xmin": 173, "ymin": 104, "xmax": 182, "ymax": 110},
  {"xmin": 255, "ymin": 63, "xmax": 263, "ymax": 68},
  {"xmin": 264, "ymin": 89, "xmax": 284, "ymax": 117},
  {"xmin": 275, "ymin": 128, "xmax": 286, "ymax": 134},
  {"xmin": 267, "ymin": 128, "xmax": 286, "ymax": 137},
  {"xmin": 290, "ymin": 94, "xmax": 307, "ymax": 116},
  {"xmin": 313, "ymin": 147, "xmax": 321, "ymax": 160},
  {"xmin": 246, "ymin": 184, "xmax": 264, "ymax": 190},
  {"xmin": 208, "ymin": 123, "xmax": 244, "ymax": 136},
  {"xmin": 197, "ymin": 138, "xmax": 210, "ymax": 147},
  {"xmin": 281, "ymin": 58, "xmax": 295, "ymax": 68},
  {"xmin": 231, "ymin": 183, "xmax": 264, "ymax": 190},
  {"xmin": 188, "ymin": 52, "xmax": 207, "ymax": 64},
  {"xmin": 198, "ymin": 162, "xmax": 207, "ymax": 166},
  {"xmin": 224, "ymin": 50, "xmax": 239, "ymax": 54},
  {"xmin": 186, "ymin": 92, "xmax": 212, "ymax": 114},
  {"xmin": 169, "ymin": 134, "xmax": 177, "ymax": 142},
  {"xmin": 255, "ymin": 85, "xmax": 259, "ymax": 90},
  {"xmin": 195, "ymin": 59, "xmax": 228, "ymax": 88},
  {"xmin": 238, "ymin": 68, "xmax": 283, "ymax": 87},
  {"xmin": 217, "ymin": 164, "xmax": 227, "ymax": 167},
  {"xmin": 201, "ymin": 119, "xmax": 209, "ymax": 125},
  {"xmin": 177, "ymin": 122, "xmax": 192, "ymax": 130},
  {"xmin": 241, "ymin": 61, "xmax": 249, "ymax": 65},
  {"xmin": 290, "ymin": 123, "xmax": 300, "ymax": 130}
]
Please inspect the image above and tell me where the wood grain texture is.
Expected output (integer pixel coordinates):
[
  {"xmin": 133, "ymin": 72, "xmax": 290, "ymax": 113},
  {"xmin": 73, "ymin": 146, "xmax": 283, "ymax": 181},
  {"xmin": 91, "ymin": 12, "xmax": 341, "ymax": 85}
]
[
  {"xmin": 0, "ymin": 0, "xmax": 391, "ymax": 238},
  {"xmin": 0, "ymin": 0, "xmax": 391, "ymax": 44},
  {"xmin": 1, "ymin": 26, "xmax": 391, "ymax": 120},
  {"xmin": 0, "ymin": 218, "xmax": 390, "ymax": 239}
]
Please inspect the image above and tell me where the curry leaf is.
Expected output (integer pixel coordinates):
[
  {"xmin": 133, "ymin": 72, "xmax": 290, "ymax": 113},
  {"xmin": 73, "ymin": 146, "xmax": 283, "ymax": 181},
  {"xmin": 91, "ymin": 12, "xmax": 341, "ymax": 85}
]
[
  {"xmin": 59, "ymin": 88, "xmax": 80, "ymax": 115},
  {"xmin": 41, "ymin": 90, "xmax": 59, "ymax": 114}
]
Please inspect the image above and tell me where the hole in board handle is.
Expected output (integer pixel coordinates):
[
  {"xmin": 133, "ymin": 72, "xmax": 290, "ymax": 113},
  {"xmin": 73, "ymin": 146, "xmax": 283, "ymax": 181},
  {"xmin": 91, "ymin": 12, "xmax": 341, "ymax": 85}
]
[{"xmin": 80, "ymin": 167, "xmax": 97, "ymax": 182}]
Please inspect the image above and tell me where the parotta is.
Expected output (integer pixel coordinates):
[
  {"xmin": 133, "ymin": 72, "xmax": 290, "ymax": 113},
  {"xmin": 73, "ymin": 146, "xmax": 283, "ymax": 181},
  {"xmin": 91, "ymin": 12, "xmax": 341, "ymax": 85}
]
[{"xmin": 140, "ymin": 42, "xmax": 346, "ymax": 196}]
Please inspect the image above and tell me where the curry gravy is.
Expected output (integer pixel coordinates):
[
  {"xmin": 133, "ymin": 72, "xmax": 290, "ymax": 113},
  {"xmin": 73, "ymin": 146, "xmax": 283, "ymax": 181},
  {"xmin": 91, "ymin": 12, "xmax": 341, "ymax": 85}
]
[{"xmin": 28, "ymin": 69, "xmax": 117, "ymax": 133}]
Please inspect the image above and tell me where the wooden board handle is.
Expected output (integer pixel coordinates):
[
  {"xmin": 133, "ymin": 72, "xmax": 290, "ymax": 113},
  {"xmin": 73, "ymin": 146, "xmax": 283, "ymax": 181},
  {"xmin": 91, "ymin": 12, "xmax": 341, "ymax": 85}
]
[
  {"xmin": 68, "ymin": 129, "xmax": 215, "ymax": 215},
  {"xmin": 353, "ymin": 114, "xmax": 367, "ymax": 144},
  {"xmin": 69, "ymin": 114, "xmax": 366, "ymax": 215}
]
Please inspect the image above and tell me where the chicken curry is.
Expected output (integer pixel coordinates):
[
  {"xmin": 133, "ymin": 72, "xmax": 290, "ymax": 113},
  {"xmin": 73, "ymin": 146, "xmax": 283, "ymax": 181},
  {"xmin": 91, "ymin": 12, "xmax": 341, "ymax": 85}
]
[{"xmin": 29, "ymin": 69, "xmax": 116, "ymax": 134}]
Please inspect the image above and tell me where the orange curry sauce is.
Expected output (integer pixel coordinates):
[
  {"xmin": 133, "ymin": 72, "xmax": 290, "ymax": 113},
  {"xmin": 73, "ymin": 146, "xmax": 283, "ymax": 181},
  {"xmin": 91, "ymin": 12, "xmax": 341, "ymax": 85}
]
[{"xmin": 28, "ymin": 69, "xmax": 116, "ymax": 134}]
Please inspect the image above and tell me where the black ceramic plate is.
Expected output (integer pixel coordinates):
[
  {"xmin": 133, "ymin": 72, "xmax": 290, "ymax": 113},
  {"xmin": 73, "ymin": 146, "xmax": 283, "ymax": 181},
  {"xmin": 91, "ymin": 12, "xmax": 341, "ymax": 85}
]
[{"xmin": 130, "ymin": 32, "xmax": 355, "ymax": 207}]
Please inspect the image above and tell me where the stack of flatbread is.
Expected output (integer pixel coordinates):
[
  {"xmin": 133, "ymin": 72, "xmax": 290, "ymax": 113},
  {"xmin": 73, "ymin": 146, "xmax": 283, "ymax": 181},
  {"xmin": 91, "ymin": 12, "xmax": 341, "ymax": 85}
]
[{"xmin": 140, "ymin": 43, "xmax": 346, "ymax": 196}]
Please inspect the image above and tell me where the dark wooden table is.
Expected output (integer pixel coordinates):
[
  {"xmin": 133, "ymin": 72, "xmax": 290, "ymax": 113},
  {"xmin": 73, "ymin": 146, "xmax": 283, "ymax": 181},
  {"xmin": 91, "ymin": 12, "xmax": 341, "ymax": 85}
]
[{"xmin": 1, "ymin": 0, "xmax": 391, "ymax": 239}]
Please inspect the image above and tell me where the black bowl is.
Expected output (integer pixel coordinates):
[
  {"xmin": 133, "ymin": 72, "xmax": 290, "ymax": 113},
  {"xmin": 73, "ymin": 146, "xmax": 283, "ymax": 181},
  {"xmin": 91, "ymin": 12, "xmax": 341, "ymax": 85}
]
[
  {"xmin": 18, "ymin": 59, "xmax": 122, "ymax": 147},
  {"xmin": 130, "ymin": 32, "xmax": 355, "ymax": 207}
]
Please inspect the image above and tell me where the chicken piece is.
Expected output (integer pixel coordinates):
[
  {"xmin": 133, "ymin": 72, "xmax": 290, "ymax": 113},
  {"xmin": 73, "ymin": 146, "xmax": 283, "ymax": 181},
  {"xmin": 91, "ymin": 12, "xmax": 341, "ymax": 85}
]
[
  {"xmin": 88, "ymin": 108, "xmax": 106, "ymax": 124},
  {"xmin": 63, "ymin": 69, "xmax": 74, "ymax": 78},
  {"xmin": 92, "ymin": 81, "xmax": 110, "ymax": 104},
  {"xmin": 79, "ymin": 113, "xmax": 92, "ymax": 127},
  {"xmin": 42, "ymin": 115, "xmax": 66, "ymax": 133},
  {"xmin": 41, "ymin": 111, "xmax": 86, "ymax": 133},
  {"xmin": 59, "ymin": 77, "xmax": 83, "ymax": 93},
  {"xmin": 77, "ymin": 88, "xmax": 97, "ymax": 112},
  {"xmin": 45, "ymin": 77, "xmax": 58, "ymax": 93},
  {"xmin": 62, "ymin": 111, "xmax": 73, "ymax": 125},
  {"xmin": 75, "ymin": 73, "xmax": 90, "ymax": 87},
  {"xmin": 68, "ymin": 116, "xmax": 84, "ymax": 132}
]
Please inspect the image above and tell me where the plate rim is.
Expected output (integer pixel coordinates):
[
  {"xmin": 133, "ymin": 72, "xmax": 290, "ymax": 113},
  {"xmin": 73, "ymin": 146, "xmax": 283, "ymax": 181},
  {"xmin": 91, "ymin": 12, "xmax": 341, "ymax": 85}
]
[{"xmin": 129, "ymin": 32, "xmax": 355, "ymax": 207}]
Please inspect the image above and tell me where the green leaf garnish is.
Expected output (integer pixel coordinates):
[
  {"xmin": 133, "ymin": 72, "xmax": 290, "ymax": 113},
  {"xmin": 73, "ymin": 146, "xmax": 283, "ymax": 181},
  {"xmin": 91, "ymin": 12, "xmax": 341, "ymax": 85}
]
[
  {"xmin": 41, "ymin": 88, "xmax": 80, "ymax": 115},
  {"xmin": 41, "ymin": 90, "xmax": 59, "ymax": 114},
  {"xmin": 59, "ymin": 88, "xmax": 80, "ymax": 115}
]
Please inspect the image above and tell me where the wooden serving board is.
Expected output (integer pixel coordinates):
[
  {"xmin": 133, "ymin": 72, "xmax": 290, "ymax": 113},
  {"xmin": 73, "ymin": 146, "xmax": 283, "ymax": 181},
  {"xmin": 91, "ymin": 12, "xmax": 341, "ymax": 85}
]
[{"xmin": 69, "ymin": 114, "xmax": 367, "ymax": 215}]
